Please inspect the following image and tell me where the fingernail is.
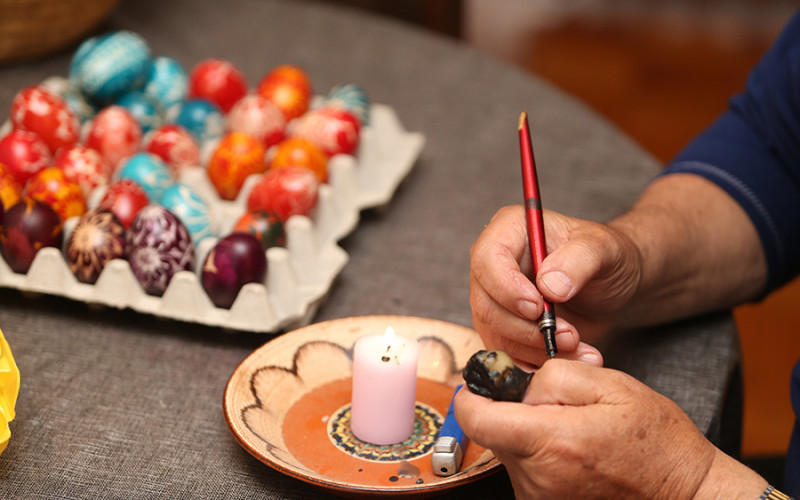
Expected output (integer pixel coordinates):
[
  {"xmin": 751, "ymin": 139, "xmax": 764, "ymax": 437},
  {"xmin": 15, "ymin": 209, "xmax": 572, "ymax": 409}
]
[
  {"xmin": 518, "ymin": 300, "xmax": 539, "ymax": 320},
  {"xmin": 540, "ymin": 271, "xmax": 572, "ymax": 298},
  {"xmin": 578, "ymin": 352, "xmax": 600, "ymax": 364}
]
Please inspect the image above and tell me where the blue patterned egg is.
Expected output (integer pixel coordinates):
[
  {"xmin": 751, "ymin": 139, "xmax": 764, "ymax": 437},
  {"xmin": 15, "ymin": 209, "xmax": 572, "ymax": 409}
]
[
  {"xmin": 117, "ymin": 152, "xmax": 173, "ymax": 202},
  {"xmin": 142, "ymin": 56, "xmax": 188, "ymax": 112},
  {"xmin": 117, "ymin": 90, "xmax": 163, "ymax": 133},
  {"xmin": 173, "ymin": 98, "xmax": 225, "ymax": 145},
  {"xmin": 324, "ymin": 83, "xmax": 370, "ymax": 125},
  {"xmin": 69, "ymin": 31, "xmax": 151, "ymax": 103},
  {"xmin": 159, "ymin": 183, "xmax": 213, "ymax": 244}
]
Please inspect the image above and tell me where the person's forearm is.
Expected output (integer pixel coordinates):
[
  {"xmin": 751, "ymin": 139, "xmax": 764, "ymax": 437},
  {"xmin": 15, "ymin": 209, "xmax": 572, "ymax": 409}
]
[{"xmin": 608, "ymin": 173, "xmax": 766, "ymax": 329}]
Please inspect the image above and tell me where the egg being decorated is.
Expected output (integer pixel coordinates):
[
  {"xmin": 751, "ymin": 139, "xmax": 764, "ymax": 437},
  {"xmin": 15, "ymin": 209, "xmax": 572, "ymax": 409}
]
[
  {"xmin": 173, "ymin": 98, "xmax": 225, "ymax": 145},
  {"xmin": 0, "ymin": 199, "xmax": 63, "ymax": 274},
  {"xmin": 10, "ymin": 85, "xmax": 80, "ymax": 154},
  {"xmin": 159, "ymin": 183, "xmax": 213, "ymax": 244},
  {"xmin": 85, "ymin": 105, "xmax": 142, "ymax": 170},
  {"xmin": 144, "ymin": 124, "xmax": 200, "ymax": 176},
  {"xmin": 0, "ymin": 163, "xmax": 22, "ymax": 211},
  {"xmin": 226, "ymin": 94, "xmax": 286, "ymax": 148},
  {"xmin": 232, "ymin": 210, "xmax": 284, "ymax": 249},
  {"xmin": 268, "ymin": 137, "xmax": 327, "ymax": 182},
  {"xmin": 0, "ymin": 130, "xmax": 51, "ymax": 186},
  {"xmin": 65, "ymin": 209, "xmax": 126, "ymax": 284},
  {"xmin": 141, "ymin": 56, "xmax": 188, "ymax": 112},
  {"xmin": 126, "ymin": 205, "xmax": 195, "ymax": 296},
  {"xmin": 207, "ymin": 131, "xmax": 267, "ymax": 200},
  {"xmin": 53, "ymin": 144, "xmax": 112, "ymax": 198},
  {"xmin": 116, "ymin": 90, "xmax": 163, "ymax": 134},
  {"xmin": 246, "ymin": 167, "xmax": 319, "ymax": 222},
  {"xmin": 117, "ymin": 152, "xmax": 174, "ymax": 203},
  {"xmin": 189, "ymin": 59, "xmax": 248, "ymax": 113},
  {"xmin": 290, "ymin": 106, "xmax": 360, "ymax": 157},
  {"xmin": 97, "ymin": 179, "xmax": 149, "ymax": 229},
  {"xmin": 324, "ymin": 83, "xmax": 370, "ymax": 125},
  {"xmin": 256, "ymin": 64, "xmax": 312, "ymax": 122},
  {"xmin": 201, "ymin": 233, "xmax": 266, "ymax": 309},
  {"xmin": 24, "ymin": 167, "xmax": 87, "ymax": 222}
]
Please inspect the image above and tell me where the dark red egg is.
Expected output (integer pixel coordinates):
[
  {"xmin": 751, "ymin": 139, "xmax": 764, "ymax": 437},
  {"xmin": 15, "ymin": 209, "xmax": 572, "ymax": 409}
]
[
  {"xmin": 0, "ymin": 198, "xmax": 63, "ymax": 274},
  {"xmin": 65, "ymin": 209, "xmax": 126, "ymax": 284},
  {"xmin": 201, "ymin": 233, "xmax": 267, "ymax": 309},
  {"xmin": 246, "ymin": 167, "xmax": 319, "ymax": 222},
  {"xmin": 10, "ymin": 85, "xmax": 80, "ymax": 154},
  {"xmin": 98, "ymin": 179, "xmax": 150, "ymax": 229},
  {"xmin": 0, "ymin": 130, "xmax": 51, "ymax": 186},
  {"xmin": 189, "ymin": 59, "xmax": 248, "ymax": 113},
  {"xmin": 144, "ymin": 124, "xmax": 200, "ymax": 176},
  {"xmin": 232, "ymin": 210, "xmax": 285, "ymax": 249}
]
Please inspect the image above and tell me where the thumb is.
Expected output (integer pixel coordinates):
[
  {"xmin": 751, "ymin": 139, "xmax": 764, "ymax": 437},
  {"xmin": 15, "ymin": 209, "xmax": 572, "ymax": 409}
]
[{"xmin": 522, "ymin": 359, "xmax": 631, "ymax": 407}]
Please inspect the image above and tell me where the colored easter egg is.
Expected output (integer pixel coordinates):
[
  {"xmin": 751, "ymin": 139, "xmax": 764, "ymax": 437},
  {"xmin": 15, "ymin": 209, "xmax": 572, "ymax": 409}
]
[
  {"xmin": 10, "ymin": 85, "xmax": 80, "ymax": 154},
  {"xmin": 53, "ymin": 144, "xmax": 112, "ymax": 198},
  {"xmin": 189, "ymin": 59, "xmax": 248, "ymax": 113},
  {"xmin": 268, "ymin": 137, "xmax": 328, "ymax": 182},
  {"xmin": 173, "ymin": 98, "xmax": 225, "ymax": 145},
  {"xmin": 69, "ymin": 31, "xmax": 151, "ymax": 103},
  {"xmin": 141, "ymin": 56, "xmax": 188, "ymax": 111},
  {"xmin": 144, "ymin": 124, "xmax": 200, "ymax": 175},
  {"xmin": 85, "ymin": 105, "xmax": 142, "ymax": 170},
  {"xmin": 0, "ymin": 199, "xmax": 63, "ymax": 274},
  {"xmin": 201, "ymin": 233, "xmax": 266, "ymax": 309},
  {"xmin": 159, "ymin": 183, "xmax": 213, "ymax": 244},
  {"xmin": 207, "ymin": 131, "xmax": 267, "ymax": 200},
  {"xmin": 232, "ymin": 210, "xmax": 284, "ymax": 249},
  {"xmin": 0, "ymin": 130, "xmax": 51, "ymax": 186},
  {"xmin": 324, "ymin": 83, "xmax": 370, "ymax": 125},
  {"xmin": 65, "ymin": 209, "xmax": 126, "ymax": 284},
  {"xmin": 97, "ymin": 179, "xmax": 149, "ymax": 229},
  {"xmin": 0, "ymin": 163, "xmax": 22, "ymax": 211},
  {"xmin": 117, "ymin": 152, "xmax": 173, "ymax": 202},
  {"xmin": 256, "ymin": 64, "xmax": 312, "ymax": 122},
  {"xmin": 24, "ymin": 167, "xmax": 87, "ymax": 222},
  {"xmin": 126, "ymin": 205, "xmax": 195, "ymax": 296},
  {"xmin": 226, "ymin": 94, "xmax": 286, "ymax": 148},
  {"xmin": 246, "ymin": 167, "xmax": 319, "ymax": 221},
  {"xmin": 290, "ymin": 106, "xmax": 360, "ymax": 157},
  {"xmin": 116, "ymin": 90, "xmax": 163, "ymax": 133}
]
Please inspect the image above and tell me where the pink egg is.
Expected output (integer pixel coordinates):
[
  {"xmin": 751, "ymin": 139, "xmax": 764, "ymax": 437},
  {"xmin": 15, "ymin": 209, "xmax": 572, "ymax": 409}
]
[
  {"xmin": 0, "ymin": 130, "xmax": 51, "ymax": 186},
  {"xmin": 226, "ymin": 94, "xmax": 286, "ymax": 148},
  {"xmin": 290, "ymin": 106, "xmax": 360, "ymax": 156},
  {"xmin": 53, "ymin": 144, "xmax": 112, "ymax": 197},
  {"xmin": 144, "ymin": 124, "xmax": 200, "ymax": 175},
  {"xmin": 189, "ymin": 59, "xmax": 248, "ymax": 113},
  {"xmin": 85, "ymin": 105, "xmax": 142, "ymax": 170},
  {"xmin": 10, "ymin": 85, "xmax": 80, "ymax": 154}
]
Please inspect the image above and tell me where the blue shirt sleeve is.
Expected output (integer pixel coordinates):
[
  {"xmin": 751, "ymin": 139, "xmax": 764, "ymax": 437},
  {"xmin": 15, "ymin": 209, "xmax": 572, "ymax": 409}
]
[{"xmin": 663, "ymin": 10, "xmax": 800, "ymax": 293}]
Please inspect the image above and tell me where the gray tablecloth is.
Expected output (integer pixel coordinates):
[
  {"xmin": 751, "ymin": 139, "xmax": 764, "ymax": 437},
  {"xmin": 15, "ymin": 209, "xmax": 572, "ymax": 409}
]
[{"xmin": 0, "ymin": 0, "xmax": 740, "ymax": 498}]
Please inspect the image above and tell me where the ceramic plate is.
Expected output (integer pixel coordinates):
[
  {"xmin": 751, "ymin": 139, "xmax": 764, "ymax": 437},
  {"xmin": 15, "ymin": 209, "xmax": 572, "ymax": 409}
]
[{"xmin": 223, "ymin": 315, "xmax": 500, "ymax": 496}]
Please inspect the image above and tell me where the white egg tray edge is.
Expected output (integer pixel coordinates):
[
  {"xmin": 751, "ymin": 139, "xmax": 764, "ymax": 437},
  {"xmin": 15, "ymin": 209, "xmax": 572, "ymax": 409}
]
[{"xmin": 0, "ymin": 101, "xmax": 425, "ymax": 333}]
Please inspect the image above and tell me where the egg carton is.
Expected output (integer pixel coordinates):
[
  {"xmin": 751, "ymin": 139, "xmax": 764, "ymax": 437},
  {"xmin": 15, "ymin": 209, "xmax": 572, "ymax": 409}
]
[{"xmin": 0, "ymin": 99, "xmax": 425, "ymax": 333}]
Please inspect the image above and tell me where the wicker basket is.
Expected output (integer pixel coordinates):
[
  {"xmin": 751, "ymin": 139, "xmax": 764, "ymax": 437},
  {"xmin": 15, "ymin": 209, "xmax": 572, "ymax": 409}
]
[{"xmin": 0, "ymin": 0, "xmax": 120, "ymax": 63}]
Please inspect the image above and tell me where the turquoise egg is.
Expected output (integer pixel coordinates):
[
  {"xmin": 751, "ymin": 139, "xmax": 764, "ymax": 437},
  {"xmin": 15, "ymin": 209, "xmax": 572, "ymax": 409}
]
[
  {"xmin": 142, "ymin": 56, "xmax": 188, "ymax": 112},
  {"xmin": 159, "ymin": 183, "xmax": 213, "ymax": 244},
  {"xmin": 174, "ymin": 98, "xmax": 225, "ymax": 145},
  {"xmin": 117, "ymin": 90, "xmax": 163, "ymax": 133},
  {"xmin": 118, "ymin": 152, "xmax": 173, "ymax": 202},
  {"xmin": 324, "ymin": 83, "xmax": 370, "ymax": 125}
]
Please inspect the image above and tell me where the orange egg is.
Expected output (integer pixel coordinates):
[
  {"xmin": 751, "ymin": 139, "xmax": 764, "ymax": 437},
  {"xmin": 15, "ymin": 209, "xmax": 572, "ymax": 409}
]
[
  {"xmin": 269, "ymin": 137, "xmax": 328, "ymax": 182},
  {"xmin": 0, "ymin": 162, "xmax": 22, "ymax": 210},
  {"xmin": 24, "ymin": 167, "xmax": 87, "ymax": 222},
  {"xmin": 256, "ymin": 65, "xmax": 312, "ymax": 122},
  {"xmin": 207, "ymin": 132, "xmax": 267, "ymax": 200}
]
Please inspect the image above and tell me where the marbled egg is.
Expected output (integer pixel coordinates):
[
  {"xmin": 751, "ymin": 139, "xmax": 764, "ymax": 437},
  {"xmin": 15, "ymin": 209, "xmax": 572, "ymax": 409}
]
[
  {"xmin": 227, "ymin": 94, "xmax": 286, "ymax": 148},
  {"xmin": 246, "ymin": 167, "xmax": 319, "ymax": 222},
  {"xmin": 256, "ymin": 64, "xmax": 312, "ymax": 122},
  {"xmin": 116, "ymin": 90, "xmax": 163, "ymax": 133},
  {"xmin": 207, "ymin": 131, "xmax": 267, "ymax": 200},
  {"xmin": 141, "ymin": 56, "xmax": 188, "ymax": 112},
  {"xmin": 159, "ymin": 183, "xmax": 213, "ymax": 244},
  {"xmin": 126, "ymin": 205, "xmax": 195, "ymax": 296},
  {"xmin": 290, "ymin": 106, "xmax": 360, "ymax": 157},
  {"xmin": 85, "ymin": 105, "xmax": 143, "ymax": 170},
  {"xmin": 24, "ymin": 167, "xmax": 87, "ymax": 222},
  {"xmin": 144, "ymin": 124, "xmax": 200, "ymax": 175},
  {"xmin": 0, "ymin": 162, "xmax": 22, "ymax": 211},
  {"xmin": 233, "ymin": 210, "xmax": 284, "ymax": 249},
  {"xmin": 65, "ymin": 209, "xmax": 126, "ymax": 284},
  {"xmin": 201, "ymin": 233, "xmax": 266, "ymax": 309},
  {"xmin": 173, "ymin": 98, "xmax": 225, "ymax": 145},
  {"xmin": 0, "ymin": 199, "xmax": 63, "ymax": 274},
  {"xmin": 189, "ymin": 59, "xmax": 248, "ymax": 113},
  {"xmin": 97, "ymin": 179, "xmax": 149, "ymax": 229},
  {"xmin": 268, "ymin": 137, "xmax": 328, "ymax": 182},
  {"xmin": 0, "ymin": 130, "xmax": 51, "ymax": 186},
  {"xmin": 117, "ymin": 152, "xmax": 173, "ymax": 202},
  {"xmin": 324, "ymin": 83, "xmax": 370, "ymax": 125},
  {"xmin": 10, "ymin": 85, "xmax": 80, "ymax": 154},
  {"xmin": 53, "ymin": 144, "xmax": 112, "ymax": 198},
  {"xmin": 69, "ymin": 31, "xmax": 151, "ymax": 103}
]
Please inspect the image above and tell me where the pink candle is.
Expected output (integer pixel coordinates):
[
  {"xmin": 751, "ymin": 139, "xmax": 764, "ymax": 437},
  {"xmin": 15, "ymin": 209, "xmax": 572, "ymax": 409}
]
[{"xmin": 350, "ymin": 326, "xmax": 419, "ymax": 445}]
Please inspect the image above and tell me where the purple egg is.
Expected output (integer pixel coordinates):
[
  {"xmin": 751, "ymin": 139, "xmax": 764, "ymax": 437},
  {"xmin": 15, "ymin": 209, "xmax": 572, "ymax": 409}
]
[
  {"xmin": 201, "ymin": 233, "xmax": 267, "ymax": 309},
  {"xmin": 0, "ymin": 199, "xmax": 63, "ymax": 274},
  {"xmin": 126, "ymin": 205, "xmax": 195, "ymax": 296},
  {"xmin": 66, "ymin": 209, "xmax": 126, "ymax": 284}
]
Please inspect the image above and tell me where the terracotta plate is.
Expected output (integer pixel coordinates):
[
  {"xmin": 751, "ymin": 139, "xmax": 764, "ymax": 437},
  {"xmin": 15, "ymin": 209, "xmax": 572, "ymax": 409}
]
[{"xmin": 223, "ymin": 315, "xmax": 500, "ymax": 497}]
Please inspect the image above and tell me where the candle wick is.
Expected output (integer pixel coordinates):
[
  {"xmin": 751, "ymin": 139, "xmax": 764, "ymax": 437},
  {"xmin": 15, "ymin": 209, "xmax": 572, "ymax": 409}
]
[{"xmin": 381, "ymin": 356, "xmax": 390, "ymax": 362}]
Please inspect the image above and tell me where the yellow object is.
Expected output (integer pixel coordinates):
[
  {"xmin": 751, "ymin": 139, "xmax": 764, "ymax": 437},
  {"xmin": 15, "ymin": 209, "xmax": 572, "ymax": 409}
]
[{"xmin": 0, "ymin": 328, "xmax": 20, "ymax": 456}]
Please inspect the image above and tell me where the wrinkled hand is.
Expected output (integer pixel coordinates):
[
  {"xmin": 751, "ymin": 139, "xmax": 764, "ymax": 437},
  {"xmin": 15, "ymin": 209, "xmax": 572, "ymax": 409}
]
[{"xmin": 469, "ymin": 205, "xmax": 641, "ymax": 365}]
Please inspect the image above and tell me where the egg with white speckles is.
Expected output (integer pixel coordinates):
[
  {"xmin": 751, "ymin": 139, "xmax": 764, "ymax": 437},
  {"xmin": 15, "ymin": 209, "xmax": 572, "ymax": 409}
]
[
  {"xmin": 173, "ymin": 98, "xmax": 225, "ymax": 145},
  {"xmin": 141, "ymin": 56, "xmax": 188, "ymax": 112},
  {"xmin": 159, "ymin": 183, "xmax": 213, "ymax": 244},
  {"xmin": 117, "ymin": 152, "xmax": 174, "ymax": 202},
  {"xmin": 324, "ymin": 83, "xmax": 370, "ymax": 125}
]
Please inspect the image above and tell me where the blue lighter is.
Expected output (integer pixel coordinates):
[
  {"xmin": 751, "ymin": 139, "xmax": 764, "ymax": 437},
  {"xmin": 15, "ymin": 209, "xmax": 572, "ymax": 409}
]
[{"xmin": 431, "ymin": 384, "xmax": 468, "ymax": 476}]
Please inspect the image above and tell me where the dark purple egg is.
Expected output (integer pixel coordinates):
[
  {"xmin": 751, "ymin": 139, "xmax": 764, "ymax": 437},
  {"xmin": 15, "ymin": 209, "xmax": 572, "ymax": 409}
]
[
  {"xmin": 126, "ymin": 205, "xmax": 195, "ymax": 296},
  {"xmin": 0, "ymin": 198, "xmax": 63, "ymax": 273},
  {"xmin": 201, "ymin": 233, "xmax": 267, "ymax": 309},
  {"xmin": 66, "ymin": 209, "xmax": 126, "ymax": 284}
]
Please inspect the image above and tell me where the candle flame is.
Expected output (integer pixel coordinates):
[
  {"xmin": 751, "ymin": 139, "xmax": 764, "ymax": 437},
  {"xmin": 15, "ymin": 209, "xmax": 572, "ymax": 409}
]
[{"xmin": 384, "ymin": 326, "xmax": 396, "ymax": 342}]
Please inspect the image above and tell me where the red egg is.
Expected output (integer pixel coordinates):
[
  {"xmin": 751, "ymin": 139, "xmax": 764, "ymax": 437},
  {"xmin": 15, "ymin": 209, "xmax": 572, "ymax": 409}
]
[
  {"xmin": 207, "ymin": 131, "xmax": 267, "ymax": 200},
  {"xmin": 189, "ymin": 59, "xmax": 248, "ymax": 113},
  {"xmin": 97, "ymin": 179, "xmax": 150, "ymax": 229},
  {"xmin": 269, "ymin": 137, "xmax": 328, "ymax": 182},
  {"xmin": 10, "ymin": 85, "xmax": 80, "ymax": 154},
  {"xmin": 85, "ymin": 105, "xmax": 142, "ymax": 170},
  {"xmin": 232, "ymin": 210, "xmax": 285, "ymax": 248},
  {"xmin": 227, "ymin": 94, "xmax": 286, "ymax": 148},
  {"xmin": 256, "ymin": 64, "xmax": 312, "ymax": 122},
  {"xmin": 0, "ymin": 129, "xmax": 51, "ymax": 186},
  {"xmin": 65, "ymin": 209, "xmax": 126, "ymax": 284},
  {"xmin": 0, "ymin": 198, "xmax": 63, "ymax": 274},
  {"xmin": 290, "ymin": 106, "xmax": 360, "ymax": 157},
  {"xmin": 53, "ymin": 144, "xmax": 112, "ymax": 198},
  {"xmin": 0, "ymin": 162, "xmax": 22, "ymax": 211},
  {"xmin": 144, "ymin": 124, "xmax": 200, "ymax": 176},
  {"xmin": 24, "ymin": 167, "xmax": 87, "ymax": 222},
  {"xmin": 201, "ymin": 233, "xmax": 267, "ymax": 309},
  {"xmin": 246, "ymin": 167, "xmax": 319, "ymax": 221}
]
